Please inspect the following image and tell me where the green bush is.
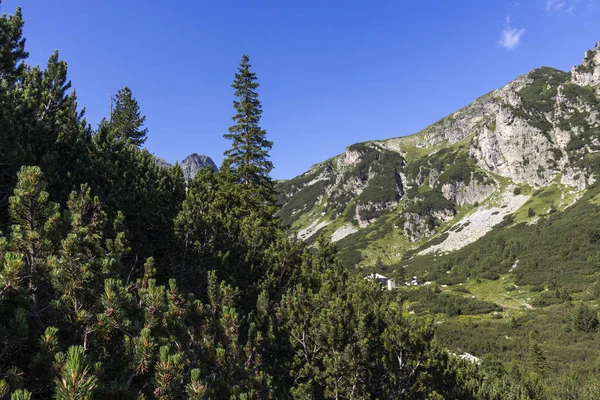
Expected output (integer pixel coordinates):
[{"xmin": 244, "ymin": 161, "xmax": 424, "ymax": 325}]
[{"xmin": 572, "ymin": 302, "xmax": 599, "ymax": 333}]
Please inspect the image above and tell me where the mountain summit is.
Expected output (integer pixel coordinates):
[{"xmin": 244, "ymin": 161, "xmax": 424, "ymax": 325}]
[
  {"xmin": 181, "ymin": 153, "xmax": 218, "ymax": 180},
  {"xmin": 154, "ymin": 153, "xmax": 218, "ymax": 180}
]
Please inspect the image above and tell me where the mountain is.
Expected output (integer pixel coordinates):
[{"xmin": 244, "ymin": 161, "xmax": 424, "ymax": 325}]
[
  {"xmin": 154, "ymin": 153, "xmax": 218, "ymax": 180},
  {"xmin": 274, "ymin": 42, "xmax": 600, "ymax": 382},
  {"xmin": 181, "ymin": 153, "xmax": 218, "ymax": 180},
  {"xmin": 276, "ymin": 41, "xmax": 600, "ymax": 269}
]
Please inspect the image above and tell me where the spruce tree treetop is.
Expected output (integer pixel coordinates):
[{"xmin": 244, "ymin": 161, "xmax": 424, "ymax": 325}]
[
  {"xmin": 109, "ymin": 86, "xmax": 147, "ymax": 146},
  {"xmin": 223, "ymin": 55, "xmax": 273, "ymax": 196}
]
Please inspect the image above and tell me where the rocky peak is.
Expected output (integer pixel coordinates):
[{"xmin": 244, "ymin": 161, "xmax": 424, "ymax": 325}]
[
  {"xmin": 181, "ymin": 153, "xmax": 218, "ymax": 180},
  {"xmin": 571, "ymin": 41, "xmax": 600, "ymax": 89}
]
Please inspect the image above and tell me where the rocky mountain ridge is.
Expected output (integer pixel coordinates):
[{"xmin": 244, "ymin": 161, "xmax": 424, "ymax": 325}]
[{"xmin": 276, "ymin": 41, "xmax": 600, "ymax": 269}]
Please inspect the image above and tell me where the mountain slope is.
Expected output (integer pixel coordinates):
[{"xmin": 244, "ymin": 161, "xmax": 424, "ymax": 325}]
[
  {"xmin": 274, "ymin": 41, "xmax": 600, "ymax": 388},
  {"xmin": 276, "ymin": 41, "xmax": 600, "ymax": 269}
]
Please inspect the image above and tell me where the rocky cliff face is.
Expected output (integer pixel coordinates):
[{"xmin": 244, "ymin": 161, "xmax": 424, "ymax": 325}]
[
  {"xmin": 275, "ymin": 41, "xmax": 600, "ymax": 268},
  {"xmin": 571, "ymin": 41, "xmax": 600, "ymax": 89},
  {"xmin": 276, "ymin": 142, "xmax": 405, "ymax": 231},
  {"xmin": 441, "ymin": 180, "xmax": 496, "ymax": 206},
  {"xmin": 403, "ymin": 209, "xmax": 455, "ymax": 242}
]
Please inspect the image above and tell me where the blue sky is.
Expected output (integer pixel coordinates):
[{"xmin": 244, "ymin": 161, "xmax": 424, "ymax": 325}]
[{"xmin": 2, "ymin": 0, "xmax": 600, "ymax": 179}]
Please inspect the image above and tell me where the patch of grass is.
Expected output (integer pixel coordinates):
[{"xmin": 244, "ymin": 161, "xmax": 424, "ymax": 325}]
[
  {"xmin": 463, "ymin": 276, "xmax": 531, "ymax": 312},
  {"xmin": 514, "ymin": 178, "xmax": 581, "ymax": 223}
]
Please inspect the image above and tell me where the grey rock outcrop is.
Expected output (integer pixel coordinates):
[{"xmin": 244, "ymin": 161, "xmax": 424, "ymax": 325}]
[
  {"xmin": 470, "ymin": 109, "xmax": 559, "ymax": 187},
  {"xmin": 403, "ymin": 209, "xmax": 454, "ymax": 242},
  {"xmin": 441, "ymin": 179, "xmax": 496, "ymax": 206},
  {"xmin": 181, "ymin": 153, "xmax": 218, "ymax": 181},
  {"xmin": 571, "ymin": 41, "xmax": 600, "ymax": 90}
]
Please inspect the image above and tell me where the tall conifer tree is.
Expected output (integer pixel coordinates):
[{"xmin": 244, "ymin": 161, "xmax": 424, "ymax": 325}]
[
  {"xmin": 109, "ymin": 86, "xmax": 147, "ymax": 146},
  {"xmin": 223, "ymin": 55, "xmax": 273, "ymax": 197}
]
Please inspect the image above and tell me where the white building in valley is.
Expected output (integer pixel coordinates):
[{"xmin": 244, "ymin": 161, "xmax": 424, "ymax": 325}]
[{"xmin": 364, "ymin": 273, "xmax": 396, "ymax": 290}]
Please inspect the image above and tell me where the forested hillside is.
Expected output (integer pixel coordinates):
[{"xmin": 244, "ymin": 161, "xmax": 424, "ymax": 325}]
[{"xmin": 0, "ymin": 5, "xmax": 551, "ymax": 399}]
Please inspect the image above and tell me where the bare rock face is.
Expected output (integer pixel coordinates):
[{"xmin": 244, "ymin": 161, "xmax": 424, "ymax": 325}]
[
  {"xmin": 441, "ymin": 180, "xmax": 496, "ymax": 206},
  {"xmin": 571, "ymin": 42, "xmax": 600, "ymax": 90},
  {"xmin": 181, "ymin": 153, "xmax": 217, "ymax": 181},
  {"xmin": 403, "ymin": 209, "xmax": 454, "ymax": 242},
  {"xmin": 470, "ymin": 108, "xmax": 558, "ymax": 187},
  {"xmin": 411, "ymin": 50, "xmax": 600, "ymax": 189},
  {"xmin": 340, "ymin": 148, "xmax": 362, "ymax": 168}
]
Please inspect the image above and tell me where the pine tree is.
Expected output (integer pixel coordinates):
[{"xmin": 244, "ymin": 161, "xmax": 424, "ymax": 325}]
[
  {"xmin": 529, "ymin": 332, "xmax": 547, "ymax": 376},
  {"xmin": 223, "ymin": 55, "xmax": 273, "ymax": 197},
  {"xmin": 48, "ymin": 184, "xmax": 123, "ymax": 346},
  {"xmin": 1, "ymin": 45, "xmax": 85, "ymax": 230},
  {"xmin": 110, "ymin": 86, "xmax": 147, "ymax": 146},
  {"xmin": 54, "ymin": 346, "xmax": 97, "ymax": 399},
  {"xmin": 9, "ymin": 166, "xmax": 60, "ymax": 328}
]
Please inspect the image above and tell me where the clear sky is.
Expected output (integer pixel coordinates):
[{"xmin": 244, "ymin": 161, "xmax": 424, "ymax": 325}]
[{"xmin": 2, "ymin": 0, "xmax": 600, "ymax": 179}]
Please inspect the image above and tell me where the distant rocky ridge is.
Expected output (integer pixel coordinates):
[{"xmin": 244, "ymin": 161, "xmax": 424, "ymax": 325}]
[
  {"xmin": 154, "ymin": 153, "xmax": 218, "ymax": 180},
  {"xmin": 154, "ymin": 156, "xmax": 172, "ymax": 169}
]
